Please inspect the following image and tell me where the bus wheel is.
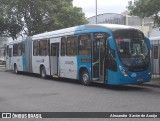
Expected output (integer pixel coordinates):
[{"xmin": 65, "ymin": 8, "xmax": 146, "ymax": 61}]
[
  {"xmin": 14, "ymin": 64, "xmax": 18, "ymax": 74},
  {"xmin": 81, "ymin": 69, "xmax": 91, "ymax": 86},
  {"xmin": 40, "ymin": 66, "xmax": 46, "ymax": 79}
]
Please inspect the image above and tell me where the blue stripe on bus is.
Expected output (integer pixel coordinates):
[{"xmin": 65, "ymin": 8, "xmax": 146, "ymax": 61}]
[
  {"xmin": 76, "ymin": 56, "xmax": 91, "ymax": 80},
  {"xmin": 22, "ymin": 54, "xmax": 26, "ymax": 71}
]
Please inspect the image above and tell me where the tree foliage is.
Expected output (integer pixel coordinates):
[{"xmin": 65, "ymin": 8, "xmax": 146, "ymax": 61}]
[
  {"xmin": 127, "ymin": 0, "xmax": 160, "ymax": 26},
  {"xmin": 0, "ymin": 0, "xmax": 88, "ymax": 39}
]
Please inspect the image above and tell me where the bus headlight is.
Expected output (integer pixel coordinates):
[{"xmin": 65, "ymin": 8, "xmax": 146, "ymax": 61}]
[{"xmin": 119, "ymin": 66, "xmax": 128, "ymax": 77}]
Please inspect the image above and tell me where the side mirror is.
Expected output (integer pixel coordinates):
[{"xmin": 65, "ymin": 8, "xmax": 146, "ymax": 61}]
[
  {"xmin": 108, "ymin": 37, "xmax": 116, "ymax": 50},
  {"xmin": 145, "ymin": 37, "xmax": 152, "ymax": 50}
]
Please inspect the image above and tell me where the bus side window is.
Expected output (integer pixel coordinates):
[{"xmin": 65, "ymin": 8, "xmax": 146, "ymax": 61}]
[
  {"xmin": 39, "ymin": 40, "xmax": 48, "ymax": 56},
  {"xmin": 18, "ymin": 43, "xmax": 22, "ymax": 56},
  {"xmin": 9, "ymin": 48, "xmax": 12, "ymax": 57},
  {"xmin": 61, "ymin": 37, "xmax": 66, "ymax": 56},
  {"xmin": 66, "ymin": 36, "xmax": 77, "ymax": 56},
  {"xmin": 78, "ymin": 34, "xmax": 91, "ymax": 56},
  {"xmin": 33, "ymin": 40, "xmax": 39, "ymax": 56},
  {"xmin": 13, "ymin": 44, "xmax": 18, "ymax": 56}
]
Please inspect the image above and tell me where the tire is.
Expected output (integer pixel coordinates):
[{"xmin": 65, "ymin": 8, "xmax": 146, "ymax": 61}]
[
  {"xmin": 81, "ymin": 69, "xmax": 91, "ymax": 86},
  {"xmin": 14, "ymin": 64, "xmax": 19, "ymax": 74},
  {"xmin": 40, "ymin": 66, "xmax": 46, "ymax": 79}
]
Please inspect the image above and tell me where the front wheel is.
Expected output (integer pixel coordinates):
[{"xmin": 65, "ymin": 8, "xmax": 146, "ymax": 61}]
[
  {"xmin": 81, "ymin": 70, "xmax": 91, "ymax": 86},
  {"xmin": 40, "ymin": 66, "xmax": 46, "ymax": 79}
]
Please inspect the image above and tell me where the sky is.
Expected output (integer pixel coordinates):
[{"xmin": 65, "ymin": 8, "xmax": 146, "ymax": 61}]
[{"xmin": 73, "ymin": 0, "xmax": 131, "ymax": 18}]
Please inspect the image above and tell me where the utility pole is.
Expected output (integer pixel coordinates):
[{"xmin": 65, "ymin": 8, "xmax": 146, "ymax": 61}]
[{"xmin": 96, "ymin": 0, "xmax": 97, "ymax": 24}]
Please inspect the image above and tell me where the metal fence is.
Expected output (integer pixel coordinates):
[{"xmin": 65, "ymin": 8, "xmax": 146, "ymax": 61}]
[{"xmin": 150, "ymin": 39, "xmax": 160, "ymax": 80}]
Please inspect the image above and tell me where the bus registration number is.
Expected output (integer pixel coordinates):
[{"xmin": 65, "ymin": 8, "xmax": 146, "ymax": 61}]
[{"xmin": 137, "ymin": 78, "xmax": 144, "ymax": 82}]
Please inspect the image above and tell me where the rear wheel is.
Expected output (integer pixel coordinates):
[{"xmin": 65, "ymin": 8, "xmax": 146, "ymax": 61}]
[
  {"xmin": 81, "ymin": 69, "xmax": 91, "ymax": 86},
  {"xmin": 40, "ymin": 66, "xmax": 46, "ymax": 79}
]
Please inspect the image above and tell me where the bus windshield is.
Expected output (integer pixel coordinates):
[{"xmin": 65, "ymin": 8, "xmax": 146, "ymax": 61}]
[{"xmin": 114, "ymin": 30, "xmax": 150, "ymax": 72}]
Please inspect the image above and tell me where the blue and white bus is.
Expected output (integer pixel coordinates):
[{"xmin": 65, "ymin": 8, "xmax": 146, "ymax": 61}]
[{"xmin": 6, "ymin": 24, "xmax": 151, "ymax": 85}]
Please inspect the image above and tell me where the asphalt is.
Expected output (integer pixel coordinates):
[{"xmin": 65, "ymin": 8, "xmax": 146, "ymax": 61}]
[{"xmin": 0, "ymin": 64, "xmax": 160, "ymax": 87}]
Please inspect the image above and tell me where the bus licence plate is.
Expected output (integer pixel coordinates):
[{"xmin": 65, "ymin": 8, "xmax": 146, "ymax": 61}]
[{"xmin": 137, "ymin": 78, "xmax": 144, "ymax": 82}]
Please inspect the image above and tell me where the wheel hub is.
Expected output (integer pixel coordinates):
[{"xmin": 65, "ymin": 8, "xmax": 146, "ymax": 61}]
[{"xmin": 83, "ymin": 73, "xmax": 89, "ymax": 83}]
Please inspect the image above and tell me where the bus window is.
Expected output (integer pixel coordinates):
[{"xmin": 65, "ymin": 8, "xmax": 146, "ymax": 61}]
[
  {"xmin": 61, "ymin": 37, "xmax": 66, "ymax": 56},
  {"xmin": 13, "ymin": 44, "xmax": 18, "ymax": 56},
  {"xmin": 18, "ymin": 43, "xmax": 22, "ymax": 56},
  {"xmin": 33, "ymin": 40, "xmax": 39, "ymax": 56},
  {"xmin": 9, "ymin": 48, "xmax": 12, "ymax": 57},
  {"xmin": 66, "ymin": 36, "xmax": 77, "ymax": 56},
  {"xmin": 51, "ymin": 44, "xmax": 57, "ymax": 56},
  {"xmin": 78, "ymin": 34, "xmax": 91, "ymax": 56},
  {"xmin": 108, "ymin": 48, "xmax": 117, "ymax": 72},
  {"xmin": 39, "ymin": 40, "xmax": 48, "ymax": 56},
  {"xmin": 114, "ymin": 30, "xmax": 150, "ymax": 72}
]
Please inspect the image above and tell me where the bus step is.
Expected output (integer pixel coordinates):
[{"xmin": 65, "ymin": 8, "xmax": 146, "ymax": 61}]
[
  {"xmin": 93, "ymin": 80, "xmax": 104, "ymax": 84},
  {"xmin": 92, "ymin": 78, "xmax": 104, "ymax": 83},
  {"xmin": 92, "ymin": 78, "xmax": 99, "ymax": 81},
  {"xmin": 53, "ymin": 75, "xmax": 59, "ymax": 78}
]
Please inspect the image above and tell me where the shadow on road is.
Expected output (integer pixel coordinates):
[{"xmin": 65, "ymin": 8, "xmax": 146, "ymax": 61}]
[
  {"xmin": 91, "ymin": 83, "xmax": 150, "ymax": 91},
  {"xmin": 9, "ymin": 71, "xmax": 159, "ymax": 92}
]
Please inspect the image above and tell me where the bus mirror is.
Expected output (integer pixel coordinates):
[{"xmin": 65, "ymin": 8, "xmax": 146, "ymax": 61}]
[
  {"xmin": 108, "ymin": 37, "xmax": 116, "ymax": 50},
  {"xmin": 145, "ymin": 37, "xmax": 152, "ymax": 50}
]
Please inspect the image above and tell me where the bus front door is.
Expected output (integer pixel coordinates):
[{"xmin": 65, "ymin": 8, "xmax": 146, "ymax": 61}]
[
  {"xmin": 51, "ymin": 43, "xmax": 59, "ymax": 77},
  {"xmin": 92, "ymin": 38, "xmax": 107, "ymax": 82}
]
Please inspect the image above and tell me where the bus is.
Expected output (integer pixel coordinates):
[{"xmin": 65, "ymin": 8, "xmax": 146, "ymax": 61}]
[{"xmin": 6, "ymin": 24, "xmax": 151, "ymax": 85}]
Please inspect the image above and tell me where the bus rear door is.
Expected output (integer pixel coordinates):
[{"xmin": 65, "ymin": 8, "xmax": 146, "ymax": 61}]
[{"xmin": 50, "ymin": 38, "xmax": 60, "ymax": 77}]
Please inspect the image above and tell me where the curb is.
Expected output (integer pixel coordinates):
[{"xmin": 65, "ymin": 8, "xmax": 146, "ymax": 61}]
[
  {"xmin": 142, "ymin": 80, "xmax": 160, "ymax": 88},
  {"xmin": 142, "ymin": 83, "xmax": 160, "ymax": 88}
]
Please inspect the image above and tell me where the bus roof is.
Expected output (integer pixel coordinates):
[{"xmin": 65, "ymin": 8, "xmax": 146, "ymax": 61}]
[{"xmin": 32, "ymin": 24, "xmax": 138, "ymax": 40}]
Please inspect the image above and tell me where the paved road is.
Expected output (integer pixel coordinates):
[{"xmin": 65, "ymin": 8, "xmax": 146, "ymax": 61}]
[{"xmin": 0, "ymin": 71, "xmax": 160, "ymax": 121}]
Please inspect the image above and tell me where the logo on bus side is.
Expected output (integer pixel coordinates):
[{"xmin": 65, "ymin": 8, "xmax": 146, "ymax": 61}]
[
  {"xmin": 36, "ymin": 59, "xmax": 44, "ymax": 63},
  {"xmin": 65, "ymin": 61, "xmax": 74, "ymax": 65}
]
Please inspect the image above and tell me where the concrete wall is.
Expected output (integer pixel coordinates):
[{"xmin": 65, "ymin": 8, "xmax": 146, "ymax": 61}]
[{"xmin": 87, "ymin": 13, "xmax": 126, "ymax": 25}]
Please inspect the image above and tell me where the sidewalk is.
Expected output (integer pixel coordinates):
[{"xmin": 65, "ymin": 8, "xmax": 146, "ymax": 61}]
[{"xmin": 142, "ymin": 79, "xmax": 160, "ymax": 88}]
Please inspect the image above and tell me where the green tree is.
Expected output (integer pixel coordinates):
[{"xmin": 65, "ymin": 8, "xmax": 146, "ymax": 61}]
[
  {"xmin": 0, "ymin": 0, "xmax": 88, "ymax": 39},
  {"xmin": 127, "ymin": 0, "xmax": 160, "ymax": 26}
]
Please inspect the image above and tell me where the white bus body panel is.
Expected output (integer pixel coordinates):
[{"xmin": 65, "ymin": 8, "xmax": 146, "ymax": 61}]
[
  {"xmin": 12, "ymin": 56, "xmax": 23, "ymax": 71},
  {"xmin": 32, "ymin": 56, "xmax": 50, "ymax": 75},
  {"xmin": 59, "ymin": 56, "xmax": 77, "ymax": 79}
]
